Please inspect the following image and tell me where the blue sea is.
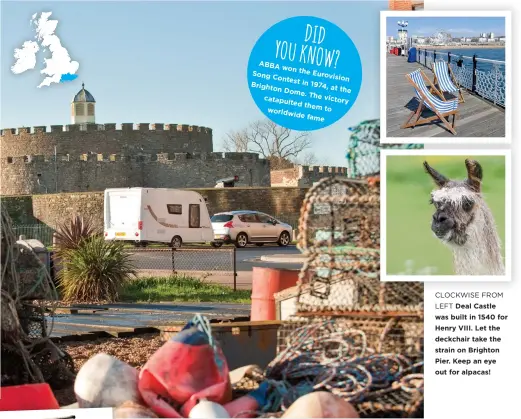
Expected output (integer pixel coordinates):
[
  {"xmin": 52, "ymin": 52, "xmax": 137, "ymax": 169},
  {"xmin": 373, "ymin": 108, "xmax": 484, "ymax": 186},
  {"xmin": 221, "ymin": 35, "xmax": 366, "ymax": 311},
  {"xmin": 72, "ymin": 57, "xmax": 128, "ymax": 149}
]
[{"xmin": 426, "ymin": 47, "xmax": 505, "ymax": 73}]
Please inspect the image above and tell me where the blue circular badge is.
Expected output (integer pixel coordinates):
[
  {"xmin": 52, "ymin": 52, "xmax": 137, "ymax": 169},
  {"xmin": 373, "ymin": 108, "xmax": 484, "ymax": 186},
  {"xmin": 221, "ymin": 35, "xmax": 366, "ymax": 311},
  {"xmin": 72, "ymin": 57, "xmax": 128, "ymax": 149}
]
[{"xmin": 247, "ymin": 16, "xmax": 362, "ymax": 131}]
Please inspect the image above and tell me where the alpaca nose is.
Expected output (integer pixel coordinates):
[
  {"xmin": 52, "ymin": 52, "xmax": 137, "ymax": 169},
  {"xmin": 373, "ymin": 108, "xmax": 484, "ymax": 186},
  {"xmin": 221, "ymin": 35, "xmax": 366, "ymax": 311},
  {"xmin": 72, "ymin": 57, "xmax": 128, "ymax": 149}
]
[{"xmin": 433, "ymin": 212, "xmax": 448, "ymax": 223}]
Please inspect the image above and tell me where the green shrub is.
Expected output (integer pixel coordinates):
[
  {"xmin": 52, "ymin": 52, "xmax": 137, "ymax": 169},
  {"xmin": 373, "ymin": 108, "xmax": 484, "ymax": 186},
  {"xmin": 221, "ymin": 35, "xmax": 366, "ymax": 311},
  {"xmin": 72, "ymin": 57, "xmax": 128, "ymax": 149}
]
[
  {"xmin": 53, "ymin": 215, "xmax": 98, "ymax": 255},
  {"xmin": 58, "ymin": 235, "xmax": 136, "ymax": 302}
]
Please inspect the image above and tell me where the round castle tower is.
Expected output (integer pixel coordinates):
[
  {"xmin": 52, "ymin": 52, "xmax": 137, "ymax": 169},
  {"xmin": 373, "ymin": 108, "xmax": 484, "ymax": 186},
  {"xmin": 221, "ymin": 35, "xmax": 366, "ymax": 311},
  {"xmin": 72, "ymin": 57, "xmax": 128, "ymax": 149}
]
[
  {"xmin": 71, "ymin": 83, "xmax": 96, "ymax": 124},
  {"xmin": 0, "ymin": 86, "xmax": 270, "ymax": 195}
]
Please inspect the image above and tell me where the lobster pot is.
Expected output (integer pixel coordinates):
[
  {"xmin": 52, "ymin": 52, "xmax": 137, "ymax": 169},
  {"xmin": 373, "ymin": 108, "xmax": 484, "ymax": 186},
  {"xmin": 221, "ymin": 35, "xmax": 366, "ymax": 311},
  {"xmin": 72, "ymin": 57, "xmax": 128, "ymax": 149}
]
[
  {"xmin": 254, "ymin": 175, "xmax": 426, "ymax": 418},
  {"xmin": 276, "ymin": 316, "xmax": 424, "ymax": 374},
  {"xmin": 296, "ymin": 262, "xmax": 424, "ymax": 315},
  {"xmin": 297, "ymin": 177, "xmax": 380, "ymax": 252},
  {"xmin": 296, "ymin": 176, "xmax": 424, "ymax": 315},
  {"xmin": 346, "ymin": 119, "xmax": 423, "ymax": 178}
]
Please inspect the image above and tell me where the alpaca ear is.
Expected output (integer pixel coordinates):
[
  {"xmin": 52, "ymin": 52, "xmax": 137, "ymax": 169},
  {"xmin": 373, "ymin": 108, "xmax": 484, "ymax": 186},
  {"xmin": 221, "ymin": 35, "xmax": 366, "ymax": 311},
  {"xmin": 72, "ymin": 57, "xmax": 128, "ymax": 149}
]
[
  {"xmin": 465, "ymin": 159, "xmax": 483, "ymax": 192},
  {"xmin": 423, "ymin": 161, "xmax": 448, "ymax": 188}
]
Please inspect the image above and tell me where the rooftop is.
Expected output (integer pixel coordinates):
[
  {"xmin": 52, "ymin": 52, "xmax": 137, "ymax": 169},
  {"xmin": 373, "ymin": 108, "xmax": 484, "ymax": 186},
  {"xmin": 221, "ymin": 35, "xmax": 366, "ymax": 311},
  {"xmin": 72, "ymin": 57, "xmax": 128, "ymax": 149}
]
[
  {"xmin": 73, "ymin": 83, "xmax": 96, "ymax": 103},
  {"xmin": 385, "ymin": 54, "xmax": 505, "ymax": 138}
]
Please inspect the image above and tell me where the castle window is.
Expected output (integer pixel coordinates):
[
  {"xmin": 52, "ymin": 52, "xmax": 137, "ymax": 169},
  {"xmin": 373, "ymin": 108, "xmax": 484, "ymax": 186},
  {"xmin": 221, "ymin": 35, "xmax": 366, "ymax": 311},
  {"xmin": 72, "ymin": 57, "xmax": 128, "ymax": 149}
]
[
  {"xmin": 87, "ymin": 103, "xmax": 95, "ymax": 116},
  {"xmin": 75, "ymin": 103, "xmax": 85, "ymax": 115},
  {"xmin": 7, "ymin": 157, "xmax": 13, "ymax": 163}
]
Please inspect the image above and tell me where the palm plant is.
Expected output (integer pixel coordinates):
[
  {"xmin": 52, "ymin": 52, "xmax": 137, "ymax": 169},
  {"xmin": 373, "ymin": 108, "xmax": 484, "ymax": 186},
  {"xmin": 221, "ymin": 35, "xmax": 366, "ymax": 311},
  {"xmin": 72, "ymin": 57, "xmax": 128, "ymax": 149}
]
[
  {"xmin": 53, "ymin": 215, "xmax": 98, "ymax": 255},
  {"xmin": 58, "ymin": 235, "xmax": 136, "ymax": 303}
]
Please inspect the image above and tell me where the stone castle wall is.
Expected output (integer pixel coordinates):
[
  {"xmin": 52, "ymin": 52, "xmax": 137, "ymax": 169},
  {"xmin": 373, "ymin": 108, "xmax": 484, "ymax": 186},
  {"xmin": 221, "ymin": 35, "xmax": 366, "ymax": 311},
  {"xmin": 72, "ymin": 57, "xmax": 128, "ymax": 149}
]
[
  {"xmin": 0, "ymin": 123, "xmax": 213, "ymax": 156},
  {"xmin": 2, "ymin": 188, "xmax": 308, "ymax": 230},
  {"xmin": 1, "ymin": 152, "xmax": 270, "ymax": 195},
  {"xmin": 271, "ymin": 165, "xmax": 347, "ymax": 187},
  {"xmin": 1, "ymin": 123, "xmax": 272, "ymax": 195}
]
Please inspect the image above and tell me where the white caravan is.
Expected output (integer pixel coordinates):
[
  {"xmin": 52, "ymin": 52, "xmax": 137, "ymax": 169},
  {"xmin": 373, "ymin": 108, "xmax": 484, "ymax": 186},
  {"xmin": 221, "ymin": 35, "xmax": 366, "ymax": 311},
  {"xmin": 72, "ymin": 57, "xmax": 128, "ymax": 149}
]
[{"xmin": 104, "ymin": 188, "xmax": 214, "ymax": 247}]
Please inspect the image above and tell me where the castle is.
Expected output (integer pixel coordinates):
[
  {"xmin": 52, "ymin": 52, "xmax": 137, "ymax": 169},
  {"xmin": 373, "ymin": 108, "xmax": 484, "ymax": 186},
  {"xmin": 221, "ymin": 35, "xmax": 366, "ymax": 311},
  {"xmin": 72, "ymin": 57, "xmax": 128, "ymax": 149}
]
[{"xmin": 0, "ymin": 84, "xmax": 271, "ymax": 195}]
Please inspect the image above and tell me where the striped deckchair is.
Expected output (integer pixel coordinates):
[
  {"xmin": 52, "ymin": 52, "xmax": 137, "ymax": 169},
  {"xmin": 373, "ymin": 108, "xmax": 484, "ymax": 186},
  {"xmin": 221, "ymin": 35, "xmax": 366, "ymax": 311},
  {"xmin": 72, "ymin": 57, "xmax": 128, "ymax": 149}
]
[
  {"xmin": 401, "ymin": 69, "xmax": 459, "ymax": 135},
  {"xmin": 432, "ymin": 60, "xmax": 465, "ymax": 103}
]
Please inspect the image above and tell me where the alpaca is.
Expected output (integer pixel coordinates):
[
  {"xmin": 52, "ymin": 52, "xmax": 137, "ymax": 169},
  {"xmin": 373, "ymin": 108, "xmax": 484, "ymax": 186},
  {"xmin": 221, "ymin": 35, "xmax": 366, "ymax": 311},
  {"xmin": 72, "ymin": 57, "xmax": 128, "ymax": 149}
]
[{"xmin": 423, "ymin": 159, "xmax": 504, "ymax": 275}]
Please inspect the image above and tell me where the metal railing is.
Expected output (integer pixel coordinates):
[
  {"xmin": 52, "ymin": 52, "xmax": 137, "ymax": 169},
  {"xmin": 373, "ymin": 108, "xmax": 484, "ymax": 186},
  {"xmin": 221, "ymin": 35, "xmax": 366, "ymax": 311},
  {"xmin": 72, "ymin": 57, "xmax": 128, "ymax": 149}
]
[
  {"xmin": 125, "ymin": 247, "xmax": 238, "ymax": 290},
  {"xmin": 11, "ymin": 224, "xmax": 55, "ymax": 247},
  {"xmin": 416, "ymin": 48, "xmax": 505, "ymax": 107}
]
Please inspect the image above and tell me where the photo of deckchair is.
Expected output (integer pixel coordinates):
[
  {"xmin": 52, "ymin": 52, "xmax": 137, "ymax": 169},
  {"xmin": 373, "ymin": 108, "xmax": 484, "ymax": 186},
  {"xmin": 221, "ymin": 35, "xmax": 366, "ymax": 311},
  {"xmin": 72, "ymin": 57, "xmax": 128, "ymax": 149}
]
[
  {"xmin": 431, "ymin": 60, "xmax": 465, "ymax": 103},
  {"xmin": 401, "ymin": 69, "xmax": 459, "ymax": 135}
]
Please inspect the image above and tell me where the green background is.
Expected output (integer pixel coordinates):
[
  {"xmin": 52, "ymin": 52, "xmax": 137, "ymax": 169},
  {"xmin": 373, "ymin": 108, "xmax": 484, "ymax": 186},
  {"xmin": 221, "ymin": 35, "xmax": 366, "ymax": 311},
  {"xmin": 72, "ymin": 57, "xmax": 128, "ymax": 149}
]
[{"xmin": 385, "ymin": 155, "xmax": 506, "ymax": 275}]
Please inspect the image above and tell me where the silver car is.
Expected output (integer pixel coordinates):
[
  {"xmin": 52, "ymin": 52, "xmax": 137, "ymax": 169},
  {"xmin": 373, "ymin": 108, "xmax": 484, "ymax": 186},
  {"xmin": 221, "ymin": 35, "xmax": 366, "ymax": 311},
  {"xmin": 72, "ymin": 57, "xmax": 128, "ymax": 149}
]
[{"xmin": 210, "ymin": 210, "xmax": 293, "ymax": 248}]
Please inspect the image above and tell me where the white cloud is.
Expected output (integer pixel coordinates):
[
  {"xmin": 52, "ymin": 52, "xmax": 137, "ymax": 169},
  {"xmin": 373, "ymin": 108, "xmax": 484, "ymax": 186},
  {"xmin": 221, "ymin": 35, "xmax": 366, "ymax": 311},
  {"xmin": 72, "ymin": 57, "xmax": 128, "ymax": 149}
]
[
  {"xmin": 32, "ymin": 12, "xmax": 79, "ymax": 88},
  {"xmin": 11, "ymin": 40, "xmax": 40, "ymax": 74}
]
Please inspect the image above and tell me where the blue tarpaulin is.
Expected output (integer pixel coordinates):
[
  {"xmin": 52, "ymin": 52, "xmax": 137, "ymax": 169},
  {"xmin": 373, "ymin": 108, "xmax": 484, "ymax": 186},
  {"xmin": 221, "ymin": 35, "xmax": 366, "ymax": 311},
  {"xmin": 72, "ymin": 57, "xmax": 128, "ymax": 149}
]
[{"xmin": 408, "ymin": 47, "xmax": 417, "ymax": 63}]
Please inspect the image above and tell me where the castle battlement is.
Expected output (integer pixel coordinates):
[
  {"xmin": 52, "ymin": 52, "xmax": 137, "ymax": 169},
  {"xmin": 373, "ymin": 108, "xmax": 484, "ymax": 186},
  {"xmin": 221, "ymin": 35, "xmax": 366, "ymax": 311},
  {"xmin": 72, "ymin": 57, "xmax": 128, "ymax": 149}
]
[
  {"xmin": 0, "ymin": 123, "xmax": 212, "ymax": 136},
  {"xmin": 4, "ymin": 151, "xmax": 265, "ymax": 165},
  {"xmin": 300, "ymin": 165, "xmax": 347, "ymax": 174},
  {"xmin": 0, "ymin": 86, "xmax": 270, "ymax": 196},
  {"xmin": 270, "ymin": 165, "xmax": 348, "ymax": 187}
]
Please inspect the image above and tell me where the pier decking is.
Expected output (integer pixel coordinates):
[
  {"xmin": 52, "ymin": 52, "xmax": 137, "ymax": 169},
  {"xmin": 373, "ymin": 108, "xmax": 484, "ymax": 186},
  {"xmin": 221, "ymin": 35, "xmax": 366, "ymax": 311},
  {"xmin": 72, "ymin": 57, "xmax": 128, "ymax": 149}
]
[{"xmin": 386, "ymin": 54, "xmax": 505, "ymax": 138}]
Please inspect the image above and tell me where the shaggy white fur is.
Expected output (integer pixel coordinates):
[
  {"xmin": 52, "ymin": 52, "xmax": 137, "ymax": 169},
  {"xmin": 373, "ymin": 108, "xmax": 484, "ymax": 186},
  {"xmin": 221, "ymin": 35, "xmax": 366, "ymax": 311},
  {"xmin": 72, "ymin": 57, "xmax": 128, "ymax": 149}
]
[{"xmin": 431, "ymin": 187, "xmax": 504, "ymax": 276}]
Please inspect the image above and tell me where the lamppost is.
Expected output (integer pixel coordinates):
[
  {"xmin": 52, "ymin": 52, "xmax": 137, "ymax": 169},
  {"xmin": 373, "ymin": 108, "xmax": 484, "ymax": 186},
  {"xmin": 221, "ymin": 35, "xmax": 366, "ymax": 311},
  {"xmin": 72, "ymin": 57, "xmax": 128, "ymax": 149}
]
[{"xmin": 398, "ymin": 20, "xmax": 409, "ymax": 54}]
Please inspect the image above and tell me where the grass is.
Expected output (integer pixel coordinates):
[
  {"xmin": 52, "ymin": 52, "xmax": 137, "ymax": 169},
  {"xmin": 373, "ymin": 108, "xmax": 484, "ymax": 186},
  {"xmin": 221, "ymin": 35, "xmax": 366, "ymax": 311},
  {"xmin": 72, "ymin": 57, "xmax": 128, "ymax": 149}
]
[
  {"xmin": 119, "ymin": 275, "xmax": 251, "ymax": 303},
  {"xmin": 385, "ymin": 155, "xmax": 506, "ymax": 275}
]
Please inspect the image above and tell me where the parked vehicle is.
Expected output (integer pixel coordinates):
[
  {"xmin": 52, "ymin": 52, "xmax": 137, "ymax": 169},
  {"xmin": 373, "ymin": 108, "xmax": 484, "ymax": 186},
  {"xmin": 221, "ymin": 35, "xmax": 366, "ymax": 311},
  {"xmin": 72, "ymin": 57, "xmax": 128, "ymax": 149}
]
[
  {"xmin": 215, "ymin": 175, "xmax": 239, "ymax": 188},
  {"xmin": 104, "ymin": 188, "xmax": 213, "ymax": 248},
  {"xmin": 210, "ymin": 210, "xmax": 293, "ymax": 248}
]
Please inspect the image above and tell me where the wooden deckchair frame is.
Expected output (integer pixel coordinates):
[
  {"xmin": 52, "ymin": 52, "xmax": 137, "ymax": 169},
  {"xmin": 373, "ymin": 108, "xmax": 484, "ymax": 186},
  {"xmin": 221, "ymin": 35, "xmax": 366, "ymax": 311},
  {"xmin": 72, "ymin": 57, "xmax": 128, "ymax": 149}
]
[
  {"xmin": 431, "ymin": 61, "xmax": 465, "ymax": 103},
  {"xmin": 401, "ymin": 69, "xmax": 459, "ymax": 135}
]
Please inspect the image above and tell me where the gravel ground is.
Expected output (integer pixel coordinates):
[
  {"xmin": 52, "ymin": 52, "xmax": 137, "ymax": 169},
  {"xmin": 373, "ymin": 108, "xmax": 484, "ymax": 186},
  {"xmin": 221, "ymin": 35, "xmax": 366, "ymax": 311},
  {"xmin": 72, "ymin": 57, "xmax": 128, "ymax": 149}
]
[{"xmin": 55, "ymin": 334, "xmax": 163, "ymax": 406}]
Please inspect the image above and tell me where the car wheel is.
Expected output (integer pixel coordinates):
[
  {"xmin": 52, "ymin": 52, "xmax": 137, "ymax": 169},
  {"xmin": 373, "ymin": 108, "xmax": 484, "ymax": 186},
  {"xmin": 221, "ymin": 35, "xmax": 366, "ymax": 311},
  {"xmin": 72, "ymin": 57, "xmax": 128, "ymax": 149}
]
[
  {"xmin": 278, "ymin": 231, "xmax": 291, "ymax": 247},
  {"xmin": 235, "ymin": 233, "xmax": 248, "ymax": 248},
  {"xmin": 255, "ymin": 243, "xmax": 264, "ymax": 247},
  {"xmin": 170, "ymin": 236, "xmax": 182, "ymax": 248},
  {"xmin": 211, "ymin": 241, "xmax": 223, "ymax": 248}
]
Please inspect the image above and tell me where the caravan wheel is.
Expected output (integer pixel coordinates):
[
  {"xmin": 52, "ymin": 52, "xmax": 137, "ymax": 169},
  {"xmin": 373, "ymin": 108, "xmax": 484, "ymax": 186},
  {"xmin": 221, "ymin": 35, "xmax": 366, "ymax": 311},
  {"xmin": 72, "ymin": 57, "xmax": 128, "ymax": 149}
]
[{"xmin": 170, "ymin": 236, "xmax": 182, "ymax": 248}]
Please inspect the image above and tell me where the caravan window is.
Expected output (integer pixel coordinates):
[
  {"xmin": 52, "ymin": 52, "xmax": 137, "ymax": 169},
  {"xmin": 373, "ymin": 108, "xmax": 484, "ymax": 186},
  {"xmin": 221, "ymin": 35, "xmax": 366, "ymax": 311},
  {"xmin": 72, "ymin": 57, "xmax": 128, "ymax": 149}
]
[
  {"xmin": 189, "ymin": 204, "xmax": 200, "ymax": 228},
  {"xmin": 167, "ymin": 204, "xmax": 182, "ymax": 215}
]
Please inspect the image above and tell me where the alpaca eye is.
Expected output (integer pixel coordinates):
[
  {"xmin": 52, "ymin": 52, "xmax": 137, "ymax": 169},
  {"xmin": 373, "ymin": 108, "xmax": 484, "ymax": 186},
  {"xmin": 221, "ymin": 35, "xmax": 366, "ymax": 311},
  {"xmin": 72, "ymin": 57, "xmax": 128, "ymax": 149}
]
[{"xmin": 463, "ymin": 199, "xmax": 474, "ymax": 212}]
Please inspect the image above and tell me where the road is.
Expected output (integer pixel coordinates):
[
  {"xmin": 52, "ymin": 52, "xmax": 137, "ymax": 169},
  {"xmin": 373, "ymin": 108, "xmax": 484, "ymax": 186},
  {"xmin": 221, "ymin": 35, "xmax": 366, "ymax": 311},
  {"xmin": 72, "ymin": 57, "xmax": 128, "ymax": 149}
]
[{"xmin": 128, "ymin": 245, "xmax": 303, "ymax": 272}]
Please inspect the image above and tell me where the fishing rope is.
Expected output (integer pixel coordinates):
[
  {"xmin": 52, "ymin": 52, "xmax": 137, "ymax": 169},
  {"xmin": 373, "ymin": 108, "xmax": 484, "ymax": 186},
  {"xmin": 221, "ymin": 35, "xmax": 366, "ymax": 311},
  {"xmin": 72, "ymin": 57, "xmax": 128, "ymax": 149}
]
[
  {"xmin": 1, "ymin": 206, "xmax": 69, "ymax": 385},
  {"xmin": 190, "ymin": 314, "xmax": 225, "ymax": 370},
  {"xmin": 256, "ymin": 321, "xmax": 423, "ymax": 414}
]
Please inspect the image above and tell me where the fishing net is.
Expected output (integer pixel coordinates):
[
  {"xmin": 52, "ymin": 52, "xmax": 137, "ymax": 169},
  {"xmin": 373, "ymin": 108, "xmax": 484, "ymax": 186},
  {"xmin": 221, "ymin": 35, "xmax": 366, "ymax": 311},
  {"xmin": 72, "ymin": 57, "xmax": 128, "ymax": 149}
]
[
  {"xmin": 346, "ymin": 119, "xmax": 423, "ymax": 178},
  {"xmin": 1, "ymin": 205, "xmax": 75, "ymax": 390}
]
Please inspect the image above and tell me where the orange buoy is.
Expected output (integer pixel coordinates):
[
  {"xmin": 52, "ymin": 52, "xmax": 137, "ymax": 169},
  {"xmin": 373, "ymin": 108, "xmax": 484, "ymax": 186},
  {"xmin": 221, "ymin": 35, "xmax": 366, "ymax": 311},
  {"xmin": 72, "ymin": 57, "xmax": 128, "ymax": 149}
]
[
  {"xmin": 0, "ymin": 383, "xmax": 60, "ymax": 411},
  {"xmin": 250, "ymin": 267, "xmax": 298, "ymax": 321}
]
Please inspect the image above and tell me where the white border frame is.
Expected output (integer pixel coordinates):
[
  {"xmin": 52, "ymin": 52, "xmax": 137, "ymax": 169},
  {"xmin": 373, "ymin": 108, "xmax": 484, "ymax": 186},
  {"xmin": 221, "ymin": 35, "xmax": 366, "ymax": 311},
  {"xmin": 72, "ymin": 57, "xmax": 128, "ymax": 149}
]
[
  {"xmin": 380, "ymin": 148, "xmax": 512, "ymax": 282},
  {"xmin": 379, "ymin": 10, "xmax": 512, "ymax": 144}
]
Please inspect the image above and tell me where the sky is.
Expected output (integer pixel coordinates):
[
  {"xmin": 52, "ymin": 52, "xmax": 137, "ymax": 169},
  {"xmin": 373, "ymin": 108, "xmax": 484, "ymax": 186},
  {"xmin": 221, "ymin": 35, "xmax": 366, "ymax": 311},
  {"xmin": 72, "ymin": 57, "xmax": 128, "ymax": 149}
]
[
  {"xmin": 386, "ymin": 16, "xmax": 506, "ymax": 38},
  {"xmin": 1, "ymin": 0, "xmax": 386, "ymax": 167}
]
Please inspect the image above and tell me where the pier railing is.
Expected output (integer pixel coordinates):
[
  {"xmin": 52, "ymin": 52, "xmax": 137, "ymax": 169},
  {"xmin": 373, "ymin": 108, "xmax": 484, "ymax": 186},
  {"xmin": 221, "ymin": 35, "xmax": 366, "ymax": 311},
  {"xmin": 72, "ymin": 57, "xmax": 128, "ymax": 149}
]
[{"xmin": 416, "ymin": 48, "xmax": 505, "ymax": 108}]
